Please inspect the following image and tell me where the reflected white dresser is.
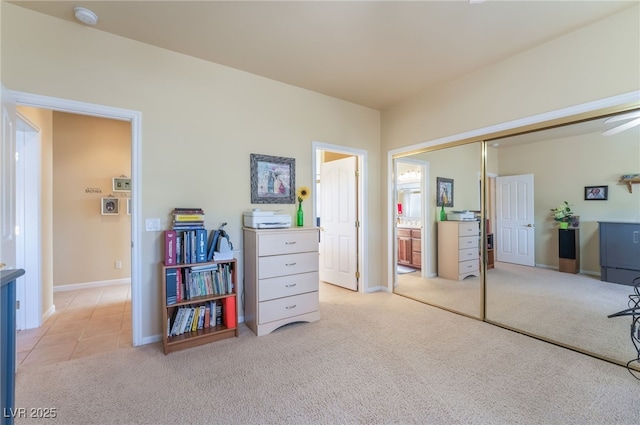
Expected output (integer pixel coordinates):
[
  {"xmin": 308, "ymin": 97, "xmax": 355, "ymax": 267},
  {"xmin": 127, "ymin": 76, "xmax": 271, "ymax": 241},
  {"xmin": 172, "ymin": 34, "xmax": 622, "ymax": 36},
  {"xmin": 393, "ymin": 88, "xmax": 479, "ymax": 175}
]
[
  {"xmin": 437, "ymin": 221, "xmax": 480, "ymax": 280},
  {"xmin": 243, "ymin": 227, "xmax": 320, "ymax": 336}
]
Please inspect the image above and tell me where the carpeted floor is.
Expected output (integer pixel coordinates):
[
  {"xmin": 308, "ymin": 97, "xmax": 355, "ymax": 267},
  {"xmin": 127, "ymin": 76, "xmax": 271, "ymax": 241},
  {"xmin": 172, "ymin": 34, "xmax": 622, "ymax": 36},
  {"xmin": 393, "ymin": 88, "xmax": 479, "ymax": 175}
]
[{"xmin": 14, "ymin": 282, "xmax": 639, "ymax": 425}]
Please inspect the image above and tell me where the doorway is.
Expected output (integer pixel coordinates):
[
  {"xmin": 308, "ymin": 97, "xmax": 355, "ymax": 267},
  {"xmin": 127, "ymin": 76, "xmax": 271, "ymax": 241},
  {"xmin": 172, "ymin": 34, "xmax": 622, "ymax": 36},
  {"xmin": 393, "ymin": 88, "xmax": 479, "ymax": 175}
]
[
  {"xmin": 10, "ymin": 90, "xmax": 143, "ymax": 347},
  {"xmin": 312, "ymin": 142, "xmax": 366, "ymax": 293}
]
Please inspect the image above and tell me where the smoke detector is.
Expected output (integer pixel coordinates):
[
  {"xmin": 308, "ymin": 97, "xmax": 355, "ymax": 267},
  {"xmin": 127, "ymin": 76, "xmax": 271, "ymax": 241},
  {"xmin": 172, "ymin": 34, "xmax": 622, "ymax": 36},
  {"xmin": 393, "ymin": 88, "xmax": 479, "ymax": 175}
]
[{"xmin": 74, "ymin": 7, "xmax": 98, "ymax": 26}]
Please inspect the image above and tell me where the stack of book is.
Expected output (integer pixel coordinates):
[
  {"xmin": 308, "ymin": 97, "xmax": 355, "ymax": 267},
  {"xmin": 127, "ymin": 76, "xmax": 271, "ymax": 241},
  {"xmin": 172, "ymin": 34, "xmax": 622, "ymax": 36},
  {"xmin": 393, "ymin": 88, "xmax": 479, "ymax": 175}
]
[{"xmin": 172, "ymin": 207, "xmax": 205, "ymax": 231}]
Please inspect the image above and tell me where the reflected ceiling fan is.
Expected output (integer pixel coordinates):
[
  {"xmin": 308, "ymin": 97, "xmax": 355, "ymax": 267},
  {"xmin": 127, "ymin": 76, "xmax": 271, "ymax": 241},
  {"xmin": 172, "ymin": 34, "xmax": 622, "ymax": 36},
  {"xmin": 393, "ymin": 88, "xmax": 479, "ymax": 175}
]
[{"xmin": 602, "ymin": 110, "xmax": 640, "ymax": 136}]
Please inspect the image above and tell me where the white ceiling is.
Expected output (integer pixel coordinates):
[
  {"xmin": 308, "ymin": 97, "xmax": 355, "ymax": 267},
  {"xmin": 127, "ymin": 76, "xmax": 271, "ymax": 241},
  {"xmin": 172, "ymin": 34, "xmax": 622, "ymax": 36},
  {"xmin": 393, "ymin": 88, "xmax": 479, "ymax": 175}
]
[{"xmin": 10, "ymin": 0, "xmax": 637, "ymax": 110}]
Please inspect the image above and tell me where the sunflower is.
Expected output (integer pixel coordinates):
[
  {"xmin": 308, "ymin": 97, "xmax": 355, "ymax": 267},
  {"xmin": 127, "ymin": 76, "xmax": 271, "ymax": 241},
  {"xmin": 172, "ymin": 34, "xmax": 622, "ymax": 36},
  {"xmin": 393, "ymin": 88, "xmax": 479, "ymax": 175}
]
[{"xmin": 297, "ymin": 186, "xmax": 310, "ymax": 203}]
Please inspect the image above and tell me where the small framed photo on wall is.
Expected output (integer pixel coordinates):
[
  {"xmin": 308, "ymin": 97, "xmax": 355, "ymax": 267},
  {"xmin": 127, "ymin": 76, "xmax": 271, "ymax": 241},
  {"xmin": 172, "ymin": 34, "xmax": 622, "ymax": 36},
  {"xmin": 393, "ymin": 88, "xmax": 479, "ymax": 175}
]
[
  {"xmin": 436, "ymin": 177, "xmax": 454, "ymax": 207},
  {"xmin": 101, "ymin": 197, "xmax": 119, "ymax": 215},
  {"xmin": 584, "ymin": 185, "xmax": 608, "ymax": 200}
]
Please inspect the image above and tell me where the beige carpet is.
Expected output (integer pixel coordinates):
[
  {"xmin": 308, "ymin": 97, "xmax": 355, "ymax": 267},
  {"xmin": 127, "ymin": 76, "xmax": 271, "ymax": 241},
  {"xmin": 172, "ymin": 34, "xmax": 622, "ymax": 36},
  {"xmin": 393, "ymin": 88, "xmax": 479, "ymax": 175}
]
[
  {"xmin": 15, "ymin": 283, "xmax": 639, "ymax": 425},
  {"xmin": 395, "ymin": 262, "xmax": 636, "ymax": 364}
]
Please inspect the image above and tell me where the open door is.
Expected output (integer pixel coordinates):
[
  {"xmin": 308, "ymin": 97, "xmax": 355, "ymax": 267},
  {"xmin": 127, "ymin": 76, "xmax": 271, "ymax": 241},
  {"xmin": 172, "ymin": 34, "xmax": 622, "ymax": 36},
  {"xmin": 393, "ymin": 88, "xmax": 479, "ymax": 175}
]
[
  {"xmin": 495, "ymin": 174, "xmax": 535, "ymax": 266},
  {"xmin": 319, "ymin": 156, "xmax": 358, "ymax": 291}
]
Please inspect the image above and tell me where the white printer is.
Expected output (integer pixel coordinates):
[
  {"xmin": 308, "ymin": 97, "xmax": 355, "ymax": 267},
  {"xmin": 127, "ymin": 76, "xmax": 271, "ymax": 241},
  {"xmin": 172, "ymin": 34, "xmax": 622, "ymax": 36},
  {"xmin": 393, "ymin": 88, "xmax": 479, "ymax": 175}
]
[
  {"xmin": 243, "ymin": 209, "xmax": 292, "ymax": 229},
  {"xmin": 446, "ymin": 210, "xmax": 476, "ymax": 221}
]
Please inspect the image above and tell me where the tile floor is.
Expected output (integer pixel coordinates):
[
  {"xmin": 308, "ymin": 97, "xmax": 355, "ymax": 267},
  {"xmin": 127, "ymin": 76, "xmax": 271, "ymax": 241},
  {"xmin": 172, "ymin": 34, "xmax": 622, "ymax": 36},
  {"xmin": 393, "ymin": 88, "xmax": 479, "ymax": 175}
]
[{"xmin": 16, "ymin": 284, "xmax": 132, "ymax": 370}]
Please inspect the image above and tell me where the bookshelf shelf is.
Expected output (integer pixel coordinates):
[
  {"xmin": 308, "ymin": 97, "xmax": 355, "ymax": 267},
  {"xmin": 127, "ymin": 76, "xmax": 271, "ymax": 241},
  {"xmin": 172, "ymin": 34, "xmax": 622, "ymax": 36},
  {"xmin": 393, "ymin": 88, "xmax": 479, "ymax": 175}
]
[{"xmin": 161, "ymin": 259, "xmax": 238, "ymax": 354}]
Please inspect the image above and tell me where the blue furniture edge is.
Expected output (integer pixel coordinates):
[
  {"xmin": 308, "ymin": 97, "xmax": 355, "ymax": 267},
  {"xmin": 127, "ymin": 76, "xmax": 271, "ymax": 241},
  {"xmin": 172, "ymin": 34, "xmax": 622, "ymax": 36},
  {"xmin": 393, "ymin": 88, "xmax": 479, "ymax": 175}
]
[{"xmin": 1, "ymin": 269, "xmax": 25, "ymax": 425}]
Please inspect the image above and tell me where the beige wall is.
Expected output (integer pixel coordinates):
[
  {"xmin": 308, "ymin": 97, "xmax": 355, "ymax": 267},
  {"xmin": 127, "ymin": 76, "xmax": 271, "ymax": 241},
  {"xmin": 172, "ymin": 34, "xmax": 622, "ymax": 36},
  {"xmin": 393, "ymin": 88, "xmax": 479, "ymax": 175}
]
[
  {"xmin": 2, "ymin": 3, "xmax": 381, "ymax": 340},
  {"xmin": 52, "ymin": 112, "xmax": 131, "ymax": 286},
  {"xmin": 382, "ymin": 5, "xmax": 640, "ymax": 287}
]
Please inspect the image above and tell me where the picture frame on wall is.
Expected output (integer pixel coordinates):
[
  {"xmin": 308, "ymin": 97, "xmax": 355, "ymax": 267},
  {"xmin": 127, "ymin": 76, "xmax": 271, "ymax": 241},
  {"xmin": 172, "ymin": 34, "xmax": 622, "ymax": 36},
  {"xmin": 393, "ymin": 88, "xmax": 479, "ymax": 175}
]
[
  {"xmin": 250, "ymin": 153, "xmax": 296, "ymax": 204},
  {"xmin": 436, "ymin": 177, "xmax": 454, "ymax": 207},
  {"xmin": 101, "ymin": 197, "xmax": 119, "ymax": 215},
  {"xmin": 113, "ymin": 177, "xmax": 131, "ymax": 192},
  {"xmin": 584, "ymin": 185, "xmax": 608, "ymax": 200}
]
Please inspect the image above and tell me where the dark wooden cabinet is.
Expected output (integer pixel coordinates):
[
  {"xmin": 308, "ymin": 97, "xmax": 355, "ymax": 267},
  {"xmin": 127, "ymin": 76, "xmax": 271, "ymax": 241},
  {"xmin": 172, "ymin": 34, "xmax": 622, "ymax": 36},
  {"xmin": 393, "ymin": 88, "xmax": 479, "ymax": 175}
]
[
  {"xmin": 398, "ymin": 228, "xmax": 421, "ymax": 269},
  {"xmin": 599, "ymin": 222, "xmax": 640, "ymax": 285}
]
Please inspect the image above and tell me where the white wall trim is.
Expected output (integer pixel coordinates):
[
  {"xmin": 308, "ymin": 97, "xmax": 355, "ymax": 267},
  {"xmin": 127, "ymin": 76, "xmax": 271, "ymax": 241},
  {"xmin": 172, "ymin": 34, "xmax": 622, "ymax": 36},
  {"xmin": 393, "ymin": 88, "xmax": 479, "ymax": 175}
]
[
  {"xmin": 9, "ymin": 90, "xmax": 144, "ymax": 347},
  {"xmin": 54, "ymin": 278, "xmax": 131, "ymax": 292}
]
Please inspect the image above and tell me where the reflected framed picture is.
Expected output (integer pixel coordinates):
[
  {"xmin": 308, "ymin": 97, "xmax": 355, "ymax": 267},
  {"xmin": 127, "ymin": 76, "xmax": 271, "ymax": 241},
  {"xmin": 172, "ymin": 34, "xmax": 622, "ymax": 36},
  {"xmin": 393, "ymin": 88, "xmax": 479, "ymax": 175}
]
[
  {"xmin": 250, "ymin": 153, "xmax": 296, "ymax": 204},
  {"xmin": 101, "ymin": 197, "xmax": 119, "ymax": 215},
  {"xmin": 584, "ymin": 185, "xmax": 608, "ymax": 200},
  {"xmin": 436, "ymin": 177, "xmax": 454, "ymax": 207}
]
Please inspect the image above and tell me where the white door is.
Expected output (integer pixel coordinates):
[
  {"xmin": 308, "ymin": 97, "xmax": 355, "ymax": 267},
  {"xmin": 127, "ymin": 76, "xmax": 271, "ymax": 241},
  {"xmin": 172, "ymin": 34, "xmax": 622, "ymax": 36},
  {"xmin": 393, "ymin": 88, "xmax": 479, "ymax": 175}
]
[
  {"xmin": 319, "ymin": 156, "xmax": 358, "ymax": 291},
  {"xmin": 1, "ymin": 85, "xmax": 17, "ymax": 270},
  {"xmin": 15, "ymin": 116, "xmax": 42, "ymax": 330},
  {"xmin": 496, "ymin": 174, "xmax": 535, "ymax": 266}
]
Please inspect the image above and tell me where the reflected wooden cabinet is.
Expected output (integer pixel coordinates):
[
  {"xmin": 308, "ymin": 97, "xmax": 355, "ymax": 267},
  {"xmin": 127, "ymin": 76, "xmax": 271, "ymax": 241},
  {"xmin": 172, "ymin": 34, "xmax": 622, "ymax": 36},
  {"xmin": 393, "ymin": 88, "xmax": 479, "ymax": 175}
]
[
  {"xmin": 398, "ymin": 228, "xmax": 421, "ymax": 269},
  {"xmin": 437, "ymin": 221, "xmax": 480, "ymax": 280}
]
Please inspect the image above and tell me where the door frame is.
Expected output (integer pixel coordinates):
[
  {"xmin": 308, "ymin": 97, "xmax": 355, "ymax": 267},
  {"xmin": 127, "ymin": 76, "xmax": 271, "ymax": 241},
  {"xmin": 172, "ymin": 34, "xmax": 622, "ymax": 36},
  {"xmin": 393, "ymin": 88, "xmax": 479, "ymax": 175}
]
[
  {"xmin": 15, "ymin": 114, "xmax": 42, "ymax": 330},
  {"xmin": 9, "ymin": 90, "xmax": 143, "ymax": 346},
  {"xmin": 393, "ymin": 157, "xmax": 429, "ymax": 284},
  {"xmin": 312, "ymin": 141, "xmax": 367, "ymax": 293}
]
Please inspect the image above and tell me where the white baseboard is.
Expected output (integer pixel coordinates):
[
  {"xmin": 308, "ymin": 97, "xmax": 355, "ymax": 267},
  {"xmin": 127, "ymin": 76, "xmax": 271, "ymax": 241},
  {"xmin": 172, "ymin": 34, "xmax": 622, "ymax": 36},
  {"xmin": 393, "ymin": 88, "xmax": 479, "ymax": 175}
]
[
  {"xmin": 42, "ymin": 304, "xmax": 55, "ymax": 323},
  {"xmin": 54, "ymin": 278, "xmax": 131, "ymax": 292}
]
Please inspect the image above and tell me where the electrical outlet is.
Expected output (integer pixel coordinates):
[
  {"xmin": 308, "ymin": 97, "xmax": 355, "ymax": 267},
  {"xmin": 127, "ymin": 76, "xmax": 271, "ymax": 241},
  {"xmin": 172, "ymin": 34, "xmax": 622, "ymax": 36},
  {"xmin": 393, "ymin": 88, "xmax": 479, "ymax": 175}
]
[{"xmin": 115, "ymin": 261, "xmax": 122, "ymax": 269}]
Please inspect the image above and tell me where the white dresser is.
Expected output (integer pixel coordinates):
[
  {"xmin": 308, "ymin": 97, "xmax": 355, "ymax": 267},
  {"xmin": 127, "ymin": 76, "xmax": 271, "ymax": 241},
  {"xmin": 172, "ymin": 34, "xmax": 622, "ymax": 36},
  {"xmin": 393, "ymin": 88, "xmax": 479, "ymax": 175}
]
[
  {"xmin": 243, "ymin": 227, "xmax": 320, "ymax": 336},
  {"xmin": 437, "ymin": 221, "xmax": 480, "ymax": 280}
]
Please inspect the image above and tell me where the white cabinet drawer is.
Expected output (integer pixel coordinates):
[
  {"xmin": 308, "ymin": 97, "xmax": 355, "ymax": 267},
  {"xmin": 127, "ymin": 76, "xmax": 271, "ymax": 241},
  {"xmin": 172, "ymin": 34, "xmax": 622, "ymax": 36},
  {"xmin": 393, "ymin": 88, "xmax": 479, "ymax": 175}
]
[
  {"xmin": 258, "ymin": 252, "xmax": 318, "ymax": 279},
  {"xmin": 259, "ymin": 272, "xmax": 319, "ymax": 302},
  {"xmin": 459, "ymin": 236, "xmax": 478, "ymax": 249},
  {"xmin": 258, "ymin": 231, "xmax": 318, "ymax": 256},
  {"xmin": 458, "ymin": 259, "xmax": 479, "ymax": 274},
  {"xmin": 459, "ymin": 248, "xmax": 479, "ymax": 261},
  {"xmin": 259, "ymin": 291, "xmax": 319, "ymax": 324},
  {"xmin": 458, "ymin": 221, "xmax": 479, "ymax": 235}
]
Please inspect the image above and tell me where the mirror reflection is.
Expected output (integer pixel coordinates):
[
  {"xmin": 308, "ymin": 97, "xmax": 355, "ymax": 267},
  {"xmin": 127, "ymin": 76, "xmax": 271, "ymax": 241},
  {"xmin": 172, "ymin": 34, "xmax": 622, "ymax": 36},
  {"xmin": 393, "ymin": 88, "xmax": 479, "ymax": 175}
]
[
  {"xmin": 394, "ymin": 142, "xmax": 483, "ymax": 319},
  {"xmin": 394, "ymin": 109, "xmax": 640, "ymax": 367}
]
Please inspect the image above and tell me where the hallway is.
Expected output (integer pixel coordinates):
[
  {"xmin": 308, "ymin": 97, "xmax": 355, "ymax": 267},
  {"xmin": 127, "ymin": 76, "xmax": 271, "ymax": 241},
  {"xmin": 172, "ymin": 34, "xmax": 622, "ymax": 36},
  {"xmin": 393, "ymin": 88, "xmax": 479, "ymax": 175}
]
[{"xmin": 16, "ymin": 284, "xmax": 132, "ymax": 370}]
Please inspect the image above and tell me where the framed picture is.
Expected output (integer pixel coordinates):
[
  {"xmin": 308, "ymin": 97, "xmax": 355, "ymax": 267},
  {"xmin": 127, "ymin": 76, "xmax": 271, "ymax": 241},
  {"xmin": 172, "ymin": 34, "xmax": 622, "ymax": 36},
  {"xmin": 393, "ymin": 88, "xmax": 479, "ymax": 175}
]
[
  {"xmin": 127, "ymin": 198, "xmax": 132, "ymax": 215},
  {"xmin": 101, "ymin": 197, "xmax": 119, "ymax": 215},
  {"xmin": 436, "ymin": 177, "xmax": 454, "ymax": 207},
  {"xmin": 113, "ymin": 177, "xmax": 131, "ymax": 192},
  {"xmin": 584, "ymin": 185, "xmax": 608, "ymax": 200},
  {"xmin": 250, "ymin": 154, "xmax": 296, "ymax": 204}
]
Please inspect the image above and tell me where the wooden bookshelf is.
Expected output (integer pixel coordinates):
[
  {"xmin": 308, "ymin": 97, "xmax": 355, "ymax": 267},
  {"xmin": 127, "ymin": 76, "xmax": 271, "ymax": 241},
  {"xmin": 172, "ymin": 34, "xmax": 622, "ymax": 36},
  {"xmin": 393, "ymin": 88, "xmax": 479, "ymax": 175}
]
[{"xmin": 161, "ymin": 259, "xmax": 238, "ymax": 354}]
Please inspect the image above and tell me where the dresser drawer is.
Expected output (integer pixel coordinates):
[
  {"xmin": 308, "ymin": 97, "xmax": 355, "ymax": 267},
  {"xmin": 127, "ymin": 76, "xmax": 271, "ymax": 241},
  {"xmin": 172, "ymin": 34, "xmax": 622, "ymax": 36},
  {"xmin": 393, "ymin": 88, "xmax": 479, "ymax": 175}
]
[
  {"xmin": 258, "ymin": 252, "xmax": 318, "ymax": 279},
  {"xmin": 259, "ymin": 272, "xmax": 318, "ymax": 302},
  {"xmin": 458, "ymin": 259, "xmax": 479, "ymax": 274},
  {"xmin": 459, "ymin": 236, "xmax": 478, "ymax": 249},
  {"xmin": 459, "ymin": 248, "xmax": 479, "ymax": 261},
  {"xmin": 258, "ymin": 231, "xmax": 318, "ymax": 256},
  {"xmin": 259, "ymin": 291, "xmax": 319, "ymax": 324},
  {"xmin": 458, "ymin": 221, "xmax": 479, "ymax": 236}
]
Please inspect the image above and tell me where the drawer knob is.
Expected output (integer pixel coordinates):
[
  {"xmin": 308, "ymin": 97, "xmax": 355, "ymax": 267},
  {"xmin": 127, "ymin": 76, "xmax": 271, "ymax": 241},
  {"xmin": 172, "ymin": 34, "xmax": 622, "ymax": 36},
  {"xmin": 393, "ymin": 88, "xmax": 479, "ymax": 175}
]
[
  {"xmin": 285, "ymin": 241, "xmax": 297, "ymax": 245},
  {"xmin": 285, "ymin": 283, "xmax": 297, "ymax": 288},
  {"xmin": 285, "ymin": 262, "xmax": 297, "ymax": 266},
  {"xmin": 285, "ymin": 305, "xmax": 297, "ymax": 310}
]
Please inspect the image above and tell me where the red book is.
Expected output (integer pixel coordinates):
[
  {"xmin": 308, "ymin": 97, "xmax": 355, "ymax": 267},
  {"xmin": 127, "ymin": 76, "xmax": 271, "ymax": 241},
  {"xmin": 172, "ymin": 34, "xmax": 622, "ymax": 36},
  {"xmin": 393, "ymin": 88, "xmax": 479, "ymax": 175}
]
[
  {"xmin": 164, "ymin": 230, "xmax": 176, "ymax": 265},
  {"xmin": 223, "ymin": 297, "xmax": 236, "ymax": 328}
]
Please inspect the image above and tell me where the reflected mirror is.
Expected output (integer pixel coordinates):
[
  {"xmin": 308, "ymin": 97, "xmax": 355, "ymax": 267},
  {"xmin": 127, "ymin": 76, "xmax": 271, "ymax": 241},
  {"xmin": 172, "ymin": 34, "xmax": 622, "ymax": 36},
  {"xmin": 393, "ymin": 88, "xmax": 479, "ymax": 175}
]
[{"xmin": 392, "ymin": 107, "xmax": 640, "ymax": 369}]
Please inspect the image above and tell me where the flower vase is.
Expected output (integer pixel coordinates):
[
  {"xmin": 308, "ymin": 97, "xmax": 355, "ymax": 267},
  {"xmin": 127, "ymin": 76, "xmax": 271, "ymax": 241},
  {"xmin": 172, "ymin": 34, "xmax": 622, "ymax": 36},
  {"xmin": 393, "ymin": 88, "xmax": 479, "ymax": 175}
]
[
  {"xmin": 559, "ymin": 221, "xmax": 569, "ymax": 229},
  {"xmin": 296, "ymin": 202, "xmax": 304, "ymax": 227},
  {"xmin": 440, "ymin": 205, "xmax": 447, "ymax": 221}
]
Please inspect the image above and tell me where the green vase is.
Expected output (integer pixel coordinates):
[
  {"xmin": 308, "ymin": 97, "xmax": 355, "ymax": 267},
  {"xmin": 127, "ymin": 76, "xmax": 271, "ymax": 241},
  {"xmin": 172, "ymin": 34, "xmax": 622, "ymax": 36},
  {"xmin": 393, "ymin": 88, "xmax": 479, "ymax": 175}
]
[
  {"xmin": 296, "ymin": 202, "xmax": 304, "ymax": 227},
  {"xmin": 559, "ymin": 221, "xmax": 569, "ymax": 229},
  {"xmin": 440, "ymin": 205, "xmax": 447, "ymax": 221}
]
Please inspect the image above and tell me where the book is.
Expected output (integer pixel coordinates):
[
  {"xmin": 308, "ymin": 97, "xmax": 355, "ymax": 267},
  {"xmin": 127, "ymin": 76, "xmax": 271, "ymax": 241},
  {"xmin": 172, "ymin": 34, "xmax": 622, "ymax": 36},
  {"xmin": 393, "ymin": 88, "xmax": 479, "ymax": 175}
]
[
  {"xmin": 164, "ymin": 230, "xmax": 176, "ymax": 266},
  {"xmin": 173, "ymin": 208, "xmax": 204, "ymax": 215},
  {"xmin": 173, "ymin": 214, "xmax": 205, "ymax": 222},
  {"xmin": 223, "ymin": 297, "xmax": 236, "ymax": 328},
  {"xmin": 165, "ymin": 268, "xmax": 178, "ymax": 305},
  {"xmin": 170, "ymin": 308, "xmax": 184, "ymax": 337},
  {"xmin": 196, "ymin": 229, "xmax": 207, "ymax": 263}
]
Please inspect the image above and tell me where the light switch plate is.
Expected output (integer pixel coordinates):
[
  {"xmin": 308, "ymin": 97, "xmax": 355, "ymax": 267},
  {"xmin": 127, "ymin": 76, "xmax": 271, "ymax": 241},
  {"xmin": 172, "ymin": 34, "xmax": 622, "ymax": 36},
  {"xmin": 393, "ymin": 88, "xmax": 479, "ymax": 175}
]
[{"xmin": 145, "ymin": 218, "xmax": 161, "ymax": 232}]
